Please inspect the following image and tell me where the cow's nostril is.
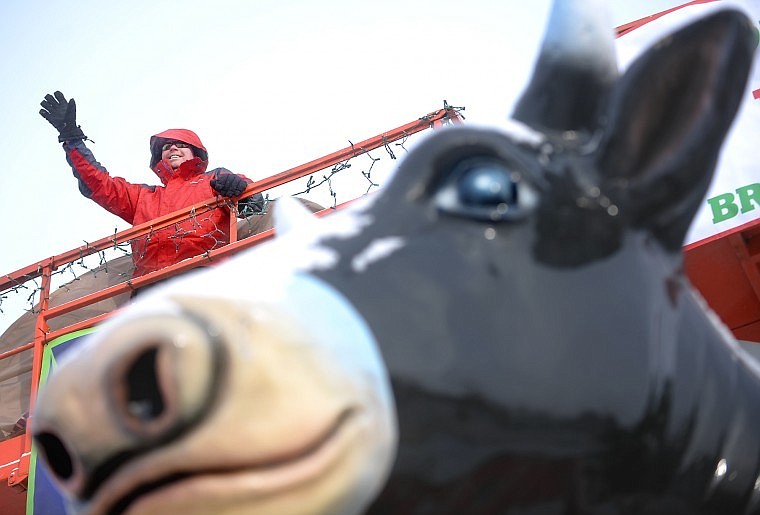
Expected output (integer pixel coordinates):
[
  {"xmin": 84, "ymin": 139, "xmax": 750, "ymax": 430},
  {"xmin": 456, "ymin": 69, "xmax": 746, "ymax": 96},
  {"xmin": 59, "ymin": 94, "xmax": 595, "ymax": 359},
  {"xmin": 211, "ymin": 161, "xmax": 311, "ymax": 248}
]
[
  {"xmin": 125, "ymin": 346, "xmax": 164, "ymax": 421},
  {"xmin": 36, "ymin": 431, "xmax": 74, "ymax": 481}
]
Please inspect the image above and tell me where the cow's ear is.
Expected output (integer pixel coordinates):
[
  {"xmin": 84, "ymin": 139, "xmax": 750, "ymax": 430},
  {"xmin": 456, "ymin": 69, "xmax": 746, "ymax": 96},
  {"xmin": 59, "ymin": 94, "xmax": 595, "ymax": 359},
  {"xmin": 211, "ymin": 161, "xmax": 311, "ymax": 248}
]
[{"xmin": 597, "ymin": 10, "xmax": 755, "ymax": 250}]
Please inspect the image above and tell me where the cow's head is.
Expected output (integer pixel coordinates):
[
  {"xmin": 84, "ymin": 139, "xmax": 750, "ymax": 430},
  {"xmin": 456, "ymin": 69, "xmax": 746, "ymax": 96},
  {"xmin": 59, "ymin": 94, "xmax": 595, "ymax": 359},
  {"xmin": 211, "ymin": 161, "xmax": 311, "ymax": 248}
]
[{"xmin": 32, "ymin": 2, "xmax": 756, "ymax": 514}]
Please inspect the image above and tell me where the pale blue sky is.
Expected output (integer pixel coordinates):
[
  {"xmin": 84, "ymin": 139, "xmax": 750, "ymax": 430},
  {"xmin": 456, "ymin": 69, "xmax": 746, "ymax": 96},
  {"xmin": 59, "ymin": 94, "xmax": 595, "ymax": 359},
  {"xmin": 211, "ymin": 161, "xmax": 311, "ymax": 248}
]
[
  {"xmin": 0, "ymin": 0, "xmax": 682, "ymax": 271},
  {"xmin": 1, "ymin": 0, "xmax": 757, "ymax": 332}
]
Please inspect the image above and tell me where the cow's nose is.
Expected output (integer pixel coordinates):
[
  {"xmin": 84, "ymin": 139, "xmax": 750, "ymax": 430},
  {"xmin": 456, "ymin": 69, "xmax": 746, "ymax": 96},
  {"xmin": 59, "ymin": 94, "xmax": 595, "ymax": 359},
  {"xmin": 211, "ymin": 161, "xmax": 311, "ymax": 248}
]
[{"xmin": 32, "ymin": 311, "xmax": 224, "ymax": 497}]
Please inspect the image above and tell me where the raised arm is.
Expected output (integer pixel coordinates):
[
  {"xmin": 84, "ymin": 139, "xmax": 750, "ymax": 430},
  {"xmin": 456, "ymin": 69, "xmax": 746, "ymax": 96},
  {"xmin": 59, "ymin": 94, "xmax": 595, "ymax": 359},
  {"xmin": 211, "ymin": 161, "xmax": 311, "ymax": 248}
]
[{"xmin": 39, "ymin": 91, "xmax": 145, "ymax": 224}]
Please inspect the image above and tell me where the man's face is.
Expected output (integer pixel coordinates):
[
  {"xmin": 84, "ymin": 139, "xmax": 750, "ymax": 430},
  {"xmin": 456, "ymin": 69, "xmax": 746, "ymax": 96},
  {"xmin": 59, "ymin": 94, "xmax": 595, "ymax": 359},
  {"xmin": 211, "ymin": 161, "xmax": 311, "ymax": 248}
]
[{"xmin": 161, "ymin": 141, "xmax": 195, "ymax": 169}]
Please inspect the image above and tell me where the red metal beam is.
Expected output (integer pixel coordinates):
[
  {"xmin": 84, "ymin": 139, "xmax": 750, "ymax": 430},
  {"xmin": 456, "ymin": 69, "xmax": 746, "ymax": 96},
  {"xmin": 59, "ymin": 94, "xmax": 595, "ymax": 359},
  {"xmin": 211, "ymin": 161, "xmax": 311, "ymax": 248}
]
[
  {"xmin": 241, "ymin": 107, "xmax": 462, "ymax": 194},
  {"xmin": 0, "ymin": 434, "xmax": 27, "ymax": 514},
  {"xmin": 684, "ymin": 217, "xmax": 760, "ymax": 343},
  {"xmin": 0, "ymin": 435, "xmax": 25, "ymax": 483},
  {"xmin": 615, "ymin": 0, "xmax": 720, "ymax": 38}
]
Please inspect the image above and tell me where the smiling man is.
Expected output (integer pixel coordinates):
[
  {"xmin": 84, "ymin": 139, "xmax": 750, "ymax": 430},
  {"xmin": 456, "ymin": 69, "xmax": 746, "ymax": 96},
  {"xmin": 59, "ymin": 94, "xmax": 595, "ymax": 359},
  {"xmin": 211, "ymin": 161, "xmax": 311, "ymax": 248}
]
[
  {"xmin": 161, "ymin": 140, "xmax": 195, "ymax": 169},
  {"xmin": 39, "ymin": 92, "xmax": 264, "ymax": 283}
]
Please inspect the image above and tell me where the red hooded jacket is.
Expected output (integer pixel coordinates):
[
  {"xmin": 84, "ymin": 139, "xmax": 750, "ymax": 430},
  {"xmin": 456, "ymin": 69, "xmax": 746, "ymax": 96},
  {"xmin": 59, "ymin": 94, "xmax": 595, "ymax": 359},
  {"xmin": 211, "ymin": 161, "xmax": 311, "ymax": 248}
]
[{"xmin": 63, "ymin": 129, "xmax": 255, "ymax": 278}]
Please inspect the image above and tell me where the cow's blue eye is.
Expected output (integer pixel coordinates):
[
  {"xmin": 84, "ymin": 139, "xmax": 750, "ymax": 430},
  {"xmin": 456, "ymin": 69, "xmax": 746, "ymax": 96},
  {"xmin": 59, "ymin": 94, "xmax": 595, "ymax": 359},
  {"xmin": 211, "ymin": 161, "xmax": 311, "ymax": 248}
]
[{"xmin": 436, "ymin": 157, "xmax": 537, "ymax": 221}]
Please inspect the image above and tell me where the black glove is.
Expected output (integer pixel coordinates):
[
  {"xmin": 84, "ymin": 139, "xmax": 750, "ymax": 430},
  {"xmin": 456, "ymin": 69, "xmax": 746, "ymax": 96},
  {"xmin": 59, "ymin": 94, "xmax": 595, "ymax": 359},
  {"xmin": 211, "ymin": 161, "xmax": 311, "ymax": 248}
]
[
  {"xmin": 39, "ymin": 91, "xmax": 87, "ymax": 142},
  {"xmin": 210, "ymin": 169, "xmax": 249, "ymax": 197},
  {"xmin": 239, "ymin": 192, "xmax": 266, "ymax": 216}
]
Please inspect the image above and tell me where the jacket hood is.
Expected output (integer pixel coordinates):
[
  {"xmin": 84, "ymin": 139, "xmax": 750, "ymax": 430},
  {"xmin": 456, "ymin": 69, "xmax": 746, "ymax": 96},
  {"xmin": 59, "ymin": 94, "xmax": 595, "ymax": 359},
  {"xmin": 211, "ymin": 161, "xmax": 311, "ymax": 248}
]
[{"xmin": 149, "ymin": 128, "xmax": 209, "ymax": 171}]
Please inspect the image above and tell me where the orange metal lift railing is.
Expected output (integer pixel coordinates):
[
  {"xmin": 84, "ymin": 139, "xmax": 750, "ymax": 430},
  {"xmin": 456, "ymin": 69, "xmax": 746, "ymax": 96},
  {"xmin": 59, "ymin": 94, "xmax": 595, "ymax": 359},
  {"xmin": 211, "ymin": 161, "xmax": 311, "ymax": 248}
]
[{"xmin": 0, "ymin": 104, "xmax": 464, "ymax": 486}]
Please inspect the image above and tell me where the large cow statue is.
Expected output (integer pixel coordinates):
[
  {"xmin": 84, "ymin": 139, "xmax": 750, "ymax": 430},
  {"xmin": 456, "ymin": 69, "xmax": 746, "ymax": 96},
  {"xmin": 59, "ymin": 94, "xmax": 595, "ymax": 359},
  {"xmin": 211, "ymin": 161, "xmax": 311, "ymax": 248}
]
[{"xmin": 31, "ymin": 1, "xmax": 758, "ymax": 514}]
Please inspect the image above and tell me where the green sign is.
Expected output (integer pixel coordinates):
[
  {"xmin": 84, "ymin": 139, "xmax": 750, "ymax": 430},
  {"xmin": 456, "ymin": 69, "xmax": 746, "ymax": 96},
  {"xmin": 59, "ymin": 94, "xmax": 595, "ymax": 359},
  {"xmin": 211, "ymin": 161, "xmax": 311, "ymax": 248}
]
[{"xmin": 707, "ymin": 183, "xmax": 760, "ymax": 223}]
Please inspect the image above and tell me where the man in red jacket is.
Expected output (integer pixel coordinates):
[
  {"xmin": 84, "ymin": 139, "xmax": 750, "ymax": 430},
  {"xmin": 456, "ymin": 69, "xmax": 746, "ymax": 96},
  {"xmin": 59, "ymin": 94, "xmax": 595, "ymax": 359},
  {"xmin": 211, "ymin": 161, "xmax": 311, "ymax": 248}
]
[{"xmin": 39, "ymin": 91, "xmax": 263, "ymax": 280}]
